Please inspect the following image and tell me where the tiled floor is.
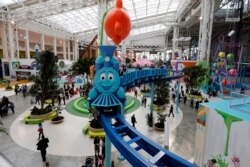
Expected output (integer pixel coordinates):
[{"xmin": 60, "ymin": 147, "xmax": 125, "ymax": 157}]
[{"xmin": 0, "ymin": 89, "xmax": 197, "ymax": 167}]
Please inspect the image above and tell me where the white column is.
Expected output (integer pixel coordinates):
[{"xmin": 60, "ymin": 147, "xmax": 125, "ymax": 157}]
[
  {"xmin": 73, "ymin": 41, "xmax": 79, "ymax": 61},
  {"xmin": 172, "ymin": 26, "xmax": 179, "ymax": 60},
  {"xmin": 63, "ymin": 40, "xmax": 66, "ymax": 60},
  {"xmin": 41, "ymin": 34, "xmax": 45, "ymax": 51},
  {"xmin": 15, "ymin": 25, "xmax": 19, "ymax": 59},
  {"xmin": 7, "ymin": 19, "xmax": 15, "ymax": 60},
  {"xmin": 98, "ymin": 0, "xmax": 108, "ymax": 45},
  {"xmin": 2, "ymin": 24, "xmax": 8, "ymax": 60},
  {"xmin": 67, "ymin": 40, "xmax": 71, "ymax": 60},
  {"xmin": 164, "ymin": 36, "xmax": 168, "ymax": 61},
  {"xmin": 121, "ymin": 41, "xmax": 126, "ymax": 65},
  {"xmin": 25, "ymin": 30, "xmax": 30, "ymax": 59},
  {"xmin": 198, "ymin": 0, "xmax": 215, "ymax": 62},
  {"xmin": 53, "ymin": 37, "xmax": 57, "ymax": 55}
]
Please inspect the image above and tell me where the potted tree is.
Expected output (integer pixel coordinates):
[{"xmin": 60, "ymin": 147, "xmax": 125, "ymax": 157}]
[
  {"xmin": 5, "ymin": 80, "xmax": 12, "ymax": 91},
  {"xmin": 183, "ymin": 64, "xmax": 208, "ymax": 98},
  {"xmin": 146, "ymin": 112, "xmax": 154, "ymax": 130},
  {"xmin": 154, "ymin": 112, "xmax": 167, "ymax": 131},
  {"xmin": 51, "ymin": 106, "xmax": 64, "ymax": 123},
  {"xmin": 29, "ymin": 50, "xmax": 59, "ymax": 120},
  {"xmin": 153, "ymin": 80, "xmax": 170, "ymax": 111}
]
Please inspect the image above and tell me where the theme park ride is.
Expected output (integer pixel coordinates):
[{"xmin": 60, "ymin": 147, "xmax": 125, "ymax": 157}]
[{"xmin": 87, "ymin": 0, "xmax": 194, "ymax": 166}]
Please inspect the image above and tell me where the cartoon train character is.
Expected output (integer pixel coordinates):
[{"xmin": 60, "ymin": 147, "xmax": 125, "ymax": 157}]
[
  {"xmin": 88, "ymin": 46, "xmax": 126, "ymax": 107},
  {"xmin": 95, "ymin": 45, "xmax": 119, "ymax": 72}
]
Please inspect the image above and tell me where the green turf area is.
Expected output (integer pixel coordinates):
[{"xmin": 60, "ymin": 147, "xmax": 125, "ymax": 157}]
[{"xmin": 66, "ymin": 95, "xmax": 140, "ymax": 118}]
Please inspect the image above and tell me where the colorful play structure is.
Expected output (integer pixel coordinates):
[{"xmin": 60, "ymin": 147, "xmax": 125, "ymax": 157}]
[
  {"xmin": 209, "ymin": 34, "xmax": 250, "ymax": 98},
  {"xmin": 87, "ymin": 0, "xmax": 194, "ymax": 166}
]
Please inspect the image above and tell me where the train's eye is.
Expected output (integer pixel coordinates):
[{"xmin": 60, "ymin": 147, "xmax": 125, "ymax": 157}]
[
  {"xmin": 108, "ymin": 73, "xmax": 113, "ymax": 80},
  {"xmin": 100, "ymin": 73, "xmax": 106, "ymax": 80}
]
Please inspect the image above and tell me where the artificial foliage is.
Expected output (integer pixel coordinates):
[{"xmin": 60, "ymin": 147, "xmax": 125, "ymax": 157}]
[
  {"xmin": 29, "ymin": 50, "xmax": 59, "ymax": 112},
  {"xmin": 154, "ymin": 80, "xmax": 170, "ymax": 106},
  {"xmin": 71, "ymin": 58, "xmax": 95, "ymax": 76},
  {"xmin": 183, "ymin": 64, "xmax": 208, "ymax": 93}
]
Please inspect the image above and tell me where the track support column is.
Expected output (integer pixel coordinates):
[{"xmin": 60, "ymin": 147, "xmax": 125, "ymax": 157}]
[
  {"xmin": 150, "ymin": 82, "xmax": 155, "ymax": 115},
  {"xmin": 105, "ymin": 119, "xmax": 112, "ymax": 167},
  {"xmin": 175, "ymin": 80, "xmax": 180, "ymax": 113}
]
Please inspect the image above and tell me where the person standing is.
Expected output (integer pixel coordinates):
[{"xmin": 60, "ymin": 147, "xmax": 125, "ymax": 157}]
[
  {"xmin": 9, "ymin": 102, "xmax": 15, "ymax": 114},
  {"xmin": 168, "ymin": 105, "xmax": 174, "ymax": 117},
  {"xmin": 94, "ymin": 136, "xmax": 100, "ymax": 157},
  {"xmin": 35, "ymin": 95, "xmax": 40, "ymax": 105},
  {"xmin": 134, "ymin": 89, "xmax": 138, "ymax": 98},
  {"xmin": 144, "ymin": 97, "xmax": 147, "ymax": 108},
  {"xmin": 183, "ymin": 96, "xmax": 187, "ymax": 105},
  {"xmin": 36, "ymin": 135, "xmax": 49, "ymax": 163},
  {"xmin": 38, "ymin": 123, "xmax": 44, "ymax": 140},
  {"xmin": 131, "ymin": 114, "xmax": 137, "ymax": 128}
]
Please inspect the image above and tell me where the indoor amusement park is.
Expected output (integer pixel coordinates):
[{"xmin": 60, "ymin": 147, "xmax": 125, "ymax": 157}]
[{"xmin": 0, "ymin": 0, "xmax": 250, "ymax": 167}]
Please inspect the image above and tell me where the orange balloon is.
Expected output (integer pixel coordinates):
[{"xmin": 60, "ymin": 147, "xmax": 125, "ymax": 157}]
[{"xmin": 104, "ymin": 0, "xmax": 131, "ymax": 45}]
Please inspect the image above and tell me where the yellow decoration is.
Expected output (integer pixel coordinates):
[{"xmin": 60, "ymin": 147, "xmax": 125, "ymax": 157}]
[{"xmin": 218, "ymin": 52, "xmax": 225, "ymax": 58}]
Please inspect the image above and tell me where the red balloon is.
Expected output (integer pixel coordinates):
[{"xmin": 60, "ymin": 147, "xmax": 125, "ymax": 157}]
[{"xmin": 104, "ymin": 0, "xmax": 131, "ymax": 45}]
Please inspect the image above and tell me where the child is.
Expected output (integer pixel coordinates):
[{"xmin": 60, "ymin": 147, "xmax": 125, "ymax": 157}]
[
  {"xmin": 38, "ymin": 123, "xmax": 44, "ymax": 140},
  {"xmin": 9, "ymin": 102, "xmax": 15, "ymax": 114}
]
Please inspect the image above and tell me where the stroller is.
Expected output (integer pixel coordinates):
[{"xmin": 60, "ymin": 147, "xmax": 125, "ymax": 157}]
[{"xmin": 82, "ymin": 157, "xmax": 94, "ymax": 167}]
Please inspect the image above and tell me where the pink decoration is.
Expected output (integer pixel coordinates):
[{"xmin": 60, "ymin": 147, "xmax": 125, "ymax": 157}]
[
  {"xmin": 229, "ymin": 69, "xmax": 237, "ymax": 76},
  {"xmin": 132, "ymin": 58, "xmax": 154, "ymax": 67}
]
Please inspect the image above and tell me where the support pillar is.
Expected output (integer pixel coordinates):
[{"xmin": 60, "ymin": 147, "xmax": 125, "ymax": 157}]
[
  {"xmin": 105, "ymin": 119, "xmax": 112, "ymax": 167},
  {"xmin": 121, "ymin": 41, "xmax": 126, "ymax": 65},
  {"xmin": 53, "ymin": 37, "xmax": 57, "ymax": 55},
  {"xmin": 41, "ymin": 34, "xmax": 45, "ymax": 51},
  {"xmin": 164, "ymin": 36, "xmax": 168, "ymax": 62},
  {"xmin": 98, "ymin": 0, "xmax": 108, "ymax": 45},
  {"xmin": 67, "ymin": 40, "xmax": 71, "ymax": 60},
  {"xmin": 73, "ymin": 41, "xmax": 79, "ymax": 61},
  {"xmin": 150, "ymin": 82, "xmax": 155, "ymax": 115},
  {"xmin": 172, "ymin": 26, "xmax": 179, "ymax": 60},
  {"xmin": 63, "ymin": 40, "xmax": 66, "ymax": 60},
  {"xmin": 198, "ymin": 0, "xmax": 215, "ymax": 63},
  {"xmin": 25, "ymin": 30, "xmax": 30, "ymax": 59},
  {"xmin": 175, "ymin": 80, "xmax": 180, "ymax": 113},
  {"xmin": 15, "ymin": 25, "xmax": 19, "ymax": 59}
]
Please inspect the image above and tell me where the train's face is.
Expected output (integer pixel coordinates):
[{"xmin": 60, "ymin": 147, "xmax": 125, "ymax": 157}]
[{"xmin": 94, "ymin": 67, "xmax": 120, "ymax": 94}]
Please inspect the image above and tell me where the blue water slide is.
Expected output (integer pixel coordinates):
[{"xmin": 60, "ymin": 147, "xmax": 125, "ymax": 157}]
[{"xmin": 100, "ymin": 113, "xmax": 194, "ymax": 167}]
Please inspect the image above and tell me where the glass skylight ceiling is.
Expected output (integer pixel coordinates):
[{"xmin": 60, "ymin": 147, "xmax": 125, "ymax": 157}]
[
  {"xmin": 40, "ymin": 0, "xmax": 181, "ymax": 35},
  {"xmin": 45, "ymin": 6, "xmax": 98, "ymax": 34},
  {"xmin": 131, "ymin": 24, "xmax": 166, "ymax": 36},
  {"xmin": 0, "ymin": 0, "xmax": 20, "ymax": 6}
]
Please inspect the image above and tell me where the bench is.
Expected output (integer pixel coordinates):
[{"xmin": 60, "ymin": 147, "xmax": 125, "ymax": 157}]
[
  {"xmin": 24, "ymin": 115, "xmax": 44, "ymax": 124},
  {"xmin": 88, "ymin": 130, "xmax": 105, "ymax": 138},
  {"xmin": 82, "ymin": 123, "xmax": 89, "ymax": 134},
  {"xmin": 47, "ymin": 111, "xmax": 57, "ymax": 120}
]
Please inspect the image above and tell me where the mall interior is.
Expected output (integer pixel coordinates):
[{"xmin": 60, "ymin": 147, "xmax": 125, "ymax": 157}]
[{"xmin": 0, "ymin": 0, "xmax": 250, "ymax": 167}]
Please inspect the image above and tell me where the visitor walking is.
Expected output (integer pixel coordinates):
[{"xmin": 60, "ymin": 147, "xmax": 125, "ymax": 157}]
[
  {"xmin": 190, "ymin": 99, "xmax": 194, "ymax": 108},
  {"xmin": 183, "ymin": 96, "xmax": 187, "ymax": 105},
  {"xmin": 9, "ymin": 102, "xmax": 15, "ymax": 114},
  {"xmin": 35, "ymin": 95, "xmax": 40, "ymax": 105},
  {"xmin": 144, "ymin": 97, "xmax": 147, "ymax": 108},
  {"xmin": 101, "ymin": 137, "xmax": 105, "ymax": 158},
  {"xmin": 131, "ymin": 114, "xmax": 137, "ymax": 128},
  {"xmin": 94, "ymin": 136, "xmax": 100, "ymax": 157},
  {"xmin": 38, "ymin": 123, "xmax": 44, "ymax": 140},
  {"xmin": 36, "ymin": 135, "xmax": 49, "ymax": 163},
  {"xmin": 168, "ymin": 105, "xmax": 174, "ymax": 117},
  {"xmin": 195, "ymin": 100, "xmax": 200, "ymax": 111},
  {"xmin": 134, "ymin": 89, "xmax": 138, "ymax": 98}
]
